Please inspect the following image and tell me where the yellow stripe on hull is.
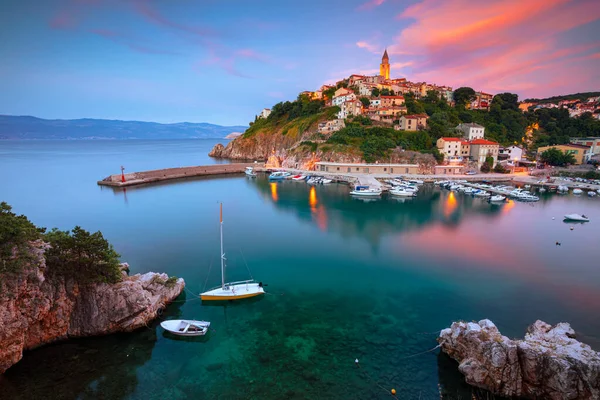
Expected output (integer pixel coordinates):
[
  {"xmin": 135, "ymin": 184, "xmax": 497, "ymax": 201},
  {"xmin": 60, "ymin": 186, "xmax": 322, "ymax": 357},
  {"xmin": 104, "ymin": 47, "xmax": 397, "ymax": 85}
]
[{"xmin": 201, "ymin": 292, "xmax": 264, "ymax": 301}]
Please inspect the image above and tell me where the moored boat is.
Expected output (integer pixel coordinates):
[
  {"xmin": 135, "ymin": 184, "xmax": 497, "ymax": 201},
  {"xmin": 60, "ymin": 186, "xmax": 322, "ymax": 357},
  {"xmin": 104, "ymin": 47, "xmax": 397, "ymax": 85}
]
[
  {"xmin": 245, "ymin": 167, "xmax": 257, "ymax": 177},
  {"xmin": 160, "ymin": 320, "xmax": 211, "ymax": 337},
  {"xmin": 489, "ymin": 195, "xmax": 506, "ymax": 202},
  {"xmin": 291, "ymin": 174, "xmax": 305, "ymax": 181},
  {"xmin": 350, "ymin": 185, "xmax": 382, "ymax": 196},
  {"xmin": 201, "ymin": 204, "xmax": 265, "ymax": 301},
  {"xmin": 268, "ymin": 171, "xmax": 291, "ymax": 180},
  {"xmin": 563, "ymin": 214, "xmax": 590, "ymax": 222},
  {"xmin": 389, "ymin": 187, "xmax": 416, "ymax": 197},
  {"xmin": 573, "ymin": 188, "xmax": 583, "ymax": 195}
]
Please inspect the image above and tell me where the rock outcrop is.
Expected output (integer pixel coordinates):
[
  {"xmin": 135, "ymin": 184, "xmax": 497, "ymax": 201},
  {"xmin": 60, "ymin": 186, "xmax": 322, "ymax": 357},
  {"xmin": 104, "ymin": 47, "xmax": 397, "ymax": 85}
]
[
  {"xmin": 438, "ymin": 319, "xmax": 600, "ymax": 400},
  {"xmin": 0, "ymin": 246, "xmax": 184, "ymax": 374}
]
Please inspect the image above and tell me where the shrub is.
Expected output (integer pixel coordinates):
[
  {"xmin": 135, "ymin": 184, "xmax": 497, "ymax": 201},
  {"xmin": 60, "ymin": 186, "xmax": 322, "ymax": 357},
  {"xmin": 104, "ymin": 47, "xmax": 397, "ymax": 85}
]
[
  {"xmin": 0, "ymin": 202, "xmax": 45, "ymax": 274},
  {"xmin": 166, "ymin": 276, "xmax": 179, "ymax": 288}
]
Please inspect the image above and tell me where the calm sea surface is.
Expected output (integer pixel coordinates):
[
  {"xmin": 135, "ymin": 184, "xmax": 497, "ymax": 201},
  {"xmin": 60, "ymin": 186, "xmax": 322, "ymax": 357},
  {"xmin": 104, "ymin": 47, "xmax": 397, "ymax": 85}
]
[{"xmin": 1, "ymin": 139, "xmax": 599, "ymax": 399}]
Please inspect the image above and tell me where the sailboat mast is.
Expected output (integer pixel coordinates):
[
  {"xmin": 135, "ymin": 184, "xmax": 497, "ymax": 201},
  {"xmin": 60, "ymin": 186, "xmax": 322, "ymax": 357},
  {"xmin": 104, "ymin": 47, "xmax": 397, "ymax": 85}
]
[{"xmin": 220, "ymin": 203, "xmax": 225, "ymax": 288}]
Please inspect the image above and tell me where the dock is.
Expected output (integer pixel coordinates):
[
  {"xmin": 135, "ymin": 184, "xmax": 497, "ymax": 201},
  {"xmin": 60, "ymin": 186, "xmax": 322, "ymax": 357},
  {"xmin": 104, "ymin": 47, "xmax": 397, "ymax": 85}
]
[{"xmin": 98, "ymin": 163, "xmax": 258, "ymax": 188}]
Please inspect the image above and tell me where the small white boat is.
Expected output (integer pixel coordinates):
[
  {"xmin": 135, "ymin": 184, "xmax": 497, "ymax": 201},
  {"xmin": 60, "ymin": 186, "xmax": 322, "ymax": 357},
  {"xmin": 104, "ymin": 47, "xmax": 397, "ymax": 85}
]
[
  {"xmin": 563, "ymin": 214, "xmax": 590, "ymax": 222},
  {"xmin": 489, "ymin": 195, "xmax": 506, "ymax": 202},
  {"xmin": 321, "ymin": 178, "xmax": 333, "ymax": 184},
  {"xmin": 474, "ymin": 190, "xmax": 490, "ymax": 197},
  {"xmin": 160, "ymin": 320, "xmax": 210, "ymax": 336},
  {"xmin": 390, "ymin": 187, "xmax": 416, "ymax": 197},
  {"xmin": 573, "ymin": 188, "xmax": 583, "ymax": 195},
  {"xmin": 539, "ymin": 187, "xmax": 547, "ymax": 193},
  {"xmin": 350, "ymin": 186, "xmax": 382, "ymax": 196},
  {"xmin": 407, "ymin": 179, "xmax": 424, "ymax": 185},
  {"xmin": 291, "ymin": 174, "xmax": 306, "ymax": 181},
  {"xmin": 268, "ymin": 171, "xmax": 291, "ymax": 180},
  {"xmin": 245, "ymin": 167, "xmax": 257, "ymax": 177},
  {"xmin": 587, "ymin": 191, "xmax": 596, "ymax": 197},
  {"xmin": 557, "ymin": 185, "xmax": 569, "ymax": 193}
]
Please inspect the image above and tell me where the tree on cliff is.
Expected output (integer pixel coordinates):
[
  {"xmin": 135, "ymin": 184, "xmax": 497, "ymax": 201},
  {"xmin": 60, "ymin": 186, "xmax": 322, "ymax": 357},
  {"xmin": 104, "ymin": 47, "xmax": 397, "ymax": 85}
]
[
  {"xmin": 45, "ymin": 227, "xmax": 122, "ymax": 284},
  {"xmin": 540, "ymin": 148, "xmax": 576, "ymax": 166},
  {"xmin": 0, "ymin": 202, "xmax": 45, "ymax": 274}
]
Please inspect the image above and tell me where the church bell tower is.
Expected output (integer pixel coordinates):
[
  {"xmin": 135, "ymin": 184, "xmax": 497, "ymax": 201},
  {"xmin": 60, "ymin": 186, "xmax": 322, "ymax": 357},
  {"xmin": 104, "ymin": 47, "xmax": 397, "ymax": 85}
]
[{"xmin": 380, "ymin": 49, "xmax": 390, "ymax": 80}]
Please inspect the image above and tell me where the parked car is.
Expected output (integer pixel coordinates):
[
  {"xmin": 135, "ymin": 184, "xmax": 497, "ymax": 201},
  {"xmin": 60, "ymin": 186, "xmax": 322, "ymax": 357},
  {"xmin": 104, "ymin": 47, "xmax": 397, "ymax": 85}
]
[{"xmin": 465, "ymin": 170, "xmax": 477, "ymax": 175}]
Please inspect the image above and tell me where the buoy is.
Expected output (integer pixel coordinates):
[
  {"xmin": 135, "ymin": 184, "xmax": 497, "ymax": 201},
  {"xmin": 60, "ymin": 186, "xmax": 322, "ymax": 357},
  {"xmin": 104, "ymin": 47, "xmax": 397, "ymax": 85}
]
[
  {"xmin": 570, "ymin": 227, "xmax": 574, "ymax": 231},
  {"xmin": 552, "ymin": 217, "xmax": 555, "ymax": 220},
  {"xmin": 355, "ymin": 359, "xmax": 359, "ymax": 365},
  {"xmin": 391, "ymin": 388, "xmax": 396, "ymax": 395}
]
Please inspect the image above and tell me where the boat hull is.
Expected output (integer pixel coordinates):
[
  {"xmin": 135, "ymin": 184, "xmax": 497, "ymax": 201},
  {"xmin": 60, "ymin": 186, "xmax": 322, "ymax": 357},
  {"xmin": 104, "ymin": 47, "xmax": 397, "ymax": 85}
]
[
  {"xmin": 160, "ymin": 320, "xmax": 210, "ymax": 336},
  {"xmin": 201, "ymin": 283, "xmax": 265, "ymax": 301}
]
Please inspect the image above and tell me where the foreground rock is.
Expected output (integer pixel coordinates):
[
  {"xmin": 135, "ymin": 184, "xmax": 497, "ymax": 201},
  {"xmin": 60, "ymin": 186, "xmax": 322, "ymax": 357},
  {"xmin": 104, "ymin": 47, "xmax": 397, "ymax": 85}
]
[
  {"xmin": 438, "ymin": 319, "xmax": 600, "ymax": 399},
  {"xmin": 0, "ymin": 252, "xmax": 184, "ymax": 374}
]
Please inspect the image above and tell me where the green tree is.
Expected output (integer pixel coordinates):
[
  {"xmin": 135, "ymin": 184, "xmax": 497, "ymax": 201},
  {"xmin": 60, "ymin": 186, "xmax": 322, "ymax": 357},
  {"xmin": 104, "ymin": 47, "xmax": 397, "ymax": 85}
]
[
  {"xmin": 360, "ymin": 136, "xmax": 395, "ymax": 163},
  {"xmin": 323, "ymin": 87, "xmax": 336, "ymax": 99},
  {"xmin": 371, "ymin": 88, "xmax": 380, "ymax": 97},
  {"xmin": 359, "ymin": 97, "xmax": 370, "ymax": 108},
  {"xmin": 453, "ymin": 87, "xmax": 477, "ymax": 107},
  {"xmin": 45, "ymin": 226, "xmax": 122, "ymax": 284},
  {"xmin": 0, "ymin": 202, "xmax": 45, "ymax": 274},
  {"xmin": 540, "ymin": 148, "xmax": 576, "ymax": 166},
  {"xmin": 480, "ymin": 155, "xmax": 494, "ymax": 172}
]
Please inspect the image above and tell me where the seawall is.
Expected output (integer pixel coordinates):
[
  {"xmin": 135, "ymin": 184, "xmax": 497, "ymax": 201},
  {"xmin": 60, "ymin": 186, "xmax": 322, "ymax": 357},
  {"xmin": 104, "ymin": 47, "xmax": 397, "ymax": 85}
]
[{"xmin": 97, "ymin": 163, "xmax": 258, "ymax": 187}]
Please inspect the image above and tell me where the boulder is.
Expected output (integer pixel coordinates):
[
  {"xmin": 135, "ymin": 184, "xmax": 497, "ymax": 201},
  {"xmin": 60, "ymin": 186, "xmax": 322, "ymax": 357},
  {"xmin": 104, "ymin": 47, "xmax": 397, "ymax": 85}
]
[{"xmin": 438, "ymin": 319, "xmax": 600, "ymax": 399}]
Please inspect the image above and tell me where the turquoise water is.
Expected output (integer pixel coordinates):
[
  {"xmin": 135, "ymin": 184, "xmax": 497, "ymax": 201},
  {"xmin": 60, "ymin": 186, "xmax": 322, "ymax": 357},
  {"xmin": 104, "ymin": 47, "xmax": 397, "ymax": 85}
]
[{"xmin": 1, "ymin": 140, "xmax": 599, "ymax": 399}]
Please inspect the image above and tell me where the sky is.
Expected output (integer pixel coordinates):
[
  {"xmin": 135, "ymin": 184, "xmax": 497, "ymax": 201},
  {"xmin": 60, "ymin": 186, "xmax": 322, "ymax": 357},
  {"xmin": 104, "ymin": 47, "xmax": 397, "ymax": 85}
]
[{"xmin": 0, "ymin": 0, "xmax": 599, "ymax": 126}]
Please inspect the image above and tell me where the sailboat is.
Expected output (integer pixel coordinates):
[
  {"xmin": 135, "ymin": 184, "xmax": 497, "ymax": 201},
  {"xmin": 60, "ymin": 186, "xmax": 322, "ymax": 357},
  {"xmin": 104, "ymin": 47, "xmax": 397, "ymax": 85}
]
[{"xmin": 200, "ymin": 204, "xmax": 265, "ymax": 301}]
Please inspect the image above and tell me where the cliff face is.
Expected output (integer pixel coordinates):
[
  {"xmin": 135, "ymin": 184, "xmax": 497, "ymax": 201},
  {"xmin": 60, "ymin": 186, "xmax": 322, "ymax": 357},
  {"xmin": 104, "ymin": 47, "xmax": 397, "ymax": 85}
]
[
  {"xmin": 209, "ymin": 121, "xmax": 437, "ymax": 169},
  {"xmin": 0, "ymin": 244, "xmax": 184, "ymax": 374},
  {"xmin": 438, "ymin": 319, "xmax": 600, "ymax": 400}
]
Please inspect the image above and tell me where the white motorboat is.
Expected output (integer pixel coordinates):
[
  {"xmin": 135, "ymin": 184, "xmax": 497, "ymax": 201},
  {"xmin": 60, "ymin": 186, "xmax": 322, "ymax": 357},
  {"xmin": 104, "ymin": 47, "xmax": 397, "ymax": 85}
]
[
  {"xmin": 245, "ymin": 167, "xmax": 257, "ymax": 177},
  {"xmin": 160, "ymin": 320, "xmax": 210, "ymax": 337},
  {"xmin": 268, "ymin": 171, "xmax": 291, "ymax": 180},
  {"xmin": 588, "ymin": 191, "xmax": 597, "ymax": 197},
  {"xmin": 573, "ymin": 188, "xmax": 583, "ymax": 195},
  {"xmin": 563, "ymin": 214, "xmax": 590, "ymax": 222},
  {"xmin": 201, "ymin": 204, "xmax": 265, "ymax": 301},
  {"xmin": 557, "ymin": 185, "xmax": 569, "ymax": 193},
  {"xmin": 292, "ymin": 174, "xmax": 306, "ymax": 181},
  {"xmin": 489, "ymin": 195, "xmax": 506, "ymax": 202},
  {"xmin": 350, "ymin": 186, "xmax": 382, "ymax": 196},
  {"xmin": 473, "ymin": 190, "xmax": 490, "ymax": 197},
  {"xmin": 407, "ymin": 179, "xmax": 424, "ymax": 185},
  {"xmin": 389, "ymin": 187, "xmax": 416, "ymax": 197},
  {"xmin": 321, "ymin": 178, "xmax": 333, "ymax": 184}
]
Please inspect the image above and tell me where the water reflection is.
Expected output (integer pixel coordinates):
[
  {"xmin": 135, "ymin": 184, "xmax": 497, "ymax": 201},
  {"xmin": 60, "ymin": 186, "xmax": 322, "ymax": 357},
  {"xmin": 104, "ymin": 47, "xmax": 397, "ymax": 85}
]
[
  {"xmin": 270, "ymin": 182, "xmax": 278, "ymax": 202},
  {"xmin": 443, "ymin": 191, "xmax": 457, "ymax": 218}
]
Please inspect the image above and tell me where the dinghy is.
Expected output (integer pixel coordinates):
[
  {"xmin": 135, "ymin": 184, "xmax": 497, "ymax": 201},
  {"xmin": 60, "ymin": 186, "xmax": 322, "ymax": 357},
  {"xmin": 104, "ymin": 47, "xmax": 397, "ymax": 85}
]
[
  {"xmin": 245, "ymin": 167, "xmax": 257, "ymax": 178},
  {"xmin": 563, "ymin": 214, "xmax": 590, "ymax": 222},
  {"xmin": 489, "ymin": 195, "xmax": 506, "ymax": 202},
  {"xmin": 160, "ymin": 320, "xmax": 210, "ymax": 336}
]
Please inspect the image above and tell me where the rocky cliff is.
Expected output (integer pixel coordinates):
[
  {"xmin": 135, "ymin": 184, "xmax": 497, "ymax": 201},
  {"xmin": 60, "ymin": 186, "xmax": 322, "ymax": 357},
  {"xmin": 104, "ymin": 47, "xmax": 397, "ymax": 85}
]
[
  {"xmin": 438, "ymin": 319, "xmax": 600, "ymax": 400},
  {"xmin": 0, "ymin": 244, "xmax": 184, "ymax": 374}
]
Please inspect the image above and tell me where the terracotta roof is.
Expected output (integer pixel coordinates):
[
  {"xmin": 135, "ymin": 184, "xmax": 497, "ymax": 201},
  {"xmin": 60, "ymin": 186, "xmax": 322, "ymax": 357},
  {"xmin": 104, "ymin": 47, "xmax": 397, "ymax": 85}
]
[
  {"xmin": 470, "ymin": 139, "xmax": 499, "ymax": 145},
  {"xmin": 403, "ymin": 114, "xmax": 427, "ymax": 119},
  {"xmin": 380, "ymin": 95, "xmax": 405, "ymax": 99},
  {"xmin": 440, "ymin": 137, "xmax": 462, "ymax": 142}
]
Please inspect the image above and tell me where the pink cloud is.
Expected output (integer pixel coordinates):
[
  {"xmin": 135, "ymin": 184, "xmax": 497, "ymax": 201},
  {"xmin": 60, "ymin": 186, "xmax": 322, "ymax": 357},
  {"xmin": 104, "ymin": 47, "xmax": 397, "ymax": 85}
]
[
  {"xmin": 387, "ymin": 0, "xmax": 600, "ymax": 97},
  {"xmin": 132, "ymin": 0, "xmax": 216, "ymax": 37},
  {"xmin": 235, "ymin": 48, "xmax": 271, "ymax": 63},
  {"xmin": 356, "ymin": 40, "xmax": 380, "ymax": 53},
  {"xmin": 49, "ymin": 11, "xmax": 77, "ymax": 29},
  {"xmin": 357, "ymin": 0, "xmax": 386, "ymax": 11},
  {"xmin": 90, "ymin": 28, "xmax": 180, "ymax": 55}
]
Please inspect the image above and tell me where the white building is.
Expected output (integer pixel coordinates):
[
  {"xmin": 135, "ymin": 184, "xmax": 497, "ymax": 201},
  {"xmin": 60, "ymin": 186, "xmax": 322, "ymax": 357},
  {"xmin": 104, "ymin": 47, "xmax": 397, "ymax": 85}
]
[
  {"xmin": 370, "ymin": 98, "xmax": 381, "ymax": 107},
  {"xmin": 259, "ymin": 108, "xmax": 271, "ymax": 119},
  {"xmin": 332, "ymin": 88, "xmax": 357, "ymax": 106},
  {"xmin": 337, "ymin": 99, "xmax": 363, "ymax": 119},
  {"xmin": 457, "ymin": 123, "xmax": 485, "ymax": 140},
  {"xmin": 499, "ymin": 145, "xmax": 524, "ymax": 161},
  {"xmin": 571, "ymin": 137, "xmax": 600, "ymax": 155}
]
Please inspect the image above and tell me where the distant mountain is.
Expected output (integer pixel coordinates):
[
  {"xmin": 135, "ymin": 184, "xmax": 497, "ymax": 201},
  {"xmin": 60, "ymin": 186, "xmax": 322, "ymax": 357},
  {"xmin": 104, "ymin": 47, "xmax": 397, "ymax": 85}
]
[{"xmin": 0, "ymin": 115, "xmax": 248, "ymax": 140}]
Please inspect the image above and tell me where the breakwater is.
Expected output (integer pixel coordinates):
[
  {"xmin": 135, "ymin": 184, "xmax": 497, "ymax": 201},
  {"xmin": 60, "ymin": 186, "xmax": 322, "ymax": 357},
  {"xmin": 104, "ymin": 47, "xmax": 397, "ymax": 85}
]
[{"xmin": 97, "ymin": 163, "xmax": 258, "ymax": 187}]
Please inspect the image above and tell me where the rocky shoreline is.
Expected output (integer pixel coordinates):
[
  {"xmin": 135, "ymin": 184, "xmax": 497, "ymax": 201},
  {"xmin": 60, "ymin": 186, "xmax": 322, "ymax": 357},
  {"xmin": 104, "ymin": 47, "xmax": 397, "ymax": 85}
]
[
  {"xmin": 0, "ymin": 248, "xmax": 184, "ymax": 374},
  {"xmin": 438, "ymin": 319, "xmax": 600, "ymax": 400}
]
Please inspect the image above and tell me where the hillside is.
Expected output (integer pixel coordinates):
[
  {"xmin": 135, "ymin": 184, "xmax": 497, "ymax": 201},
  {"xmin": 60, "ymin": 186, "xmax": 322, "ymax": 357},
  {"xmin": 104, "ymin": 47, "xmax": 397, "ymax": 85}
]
[
  {"xmin": 523, "ymin": 92, "xmax": 600, "ymax": 104},
  {"xmin": 0, "ymin": 115, "xmax": 247, "ymax": 140}
]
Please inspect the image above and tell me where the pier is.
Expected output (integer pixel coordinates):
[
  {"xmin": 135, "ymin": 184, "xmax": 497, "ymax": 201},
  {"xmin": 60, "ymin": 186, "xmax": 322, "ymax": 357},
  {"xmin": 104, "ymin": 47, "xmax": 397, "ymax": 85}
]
[{"xmin": 97, "ymin": 163, "xmax": 258, "ymax": 188}]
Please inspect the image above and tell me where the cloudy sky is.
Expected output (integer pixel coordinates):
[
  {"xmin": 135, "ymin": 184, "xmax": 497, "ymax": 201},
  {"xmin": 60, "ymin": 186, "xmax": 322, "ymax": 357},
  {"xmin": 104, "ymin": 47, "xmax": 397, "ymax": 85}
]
[{"xmin": 1, "ymin": 0, "xmax": 598, "ymax": 125}]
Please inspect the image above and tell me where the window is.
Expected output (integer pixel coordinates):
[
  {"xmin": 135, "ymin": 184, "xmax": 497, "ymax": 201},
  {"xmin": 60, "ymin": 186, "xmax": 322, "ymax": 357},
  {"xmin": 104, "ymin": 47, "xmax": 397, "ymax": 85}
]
[
  {"xmin": 384, "ymin": 168, "xmax": 387, "ymax": 171},
  {"xmin": 405, "ymin": 168, "xmax": 409, "ymax": 173},
  {"xmin": 347, "ymin": 167, "xmax": 351, "ymax": 172},
  {"xmin": 337, "ymin": 167, "xmax": 340, "ymax": 171},
  {"xmin": 364, "ymin": 168, "xmax": 369, "ymax": 173},
  {"xmin": 356, "ymin": 168, "xmax": 359, "ymax": 171}
]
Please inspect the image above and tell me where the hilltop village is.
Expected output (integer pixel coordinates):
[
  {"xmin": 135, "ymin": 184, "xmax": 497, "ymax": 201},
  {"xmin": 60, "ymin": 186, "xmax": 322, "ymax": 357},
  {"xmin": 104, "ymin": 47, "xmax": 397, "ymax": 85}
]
[{"xmin": 212, "ymin": 50, "xmax": 600, "ymax": 175}]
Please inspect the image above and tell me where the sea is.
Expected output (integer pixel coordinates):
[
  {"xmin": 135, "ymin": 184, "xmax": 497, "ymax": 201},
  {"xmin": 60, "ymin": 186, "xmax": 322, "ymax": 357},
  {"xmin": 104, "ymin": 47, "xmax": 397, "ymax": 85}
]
[{"xmin": 0, "ymin": 139, "xmax": 599, "ymax": 399}]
